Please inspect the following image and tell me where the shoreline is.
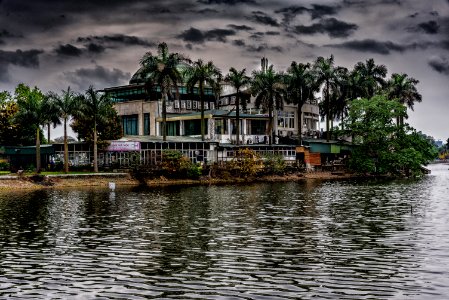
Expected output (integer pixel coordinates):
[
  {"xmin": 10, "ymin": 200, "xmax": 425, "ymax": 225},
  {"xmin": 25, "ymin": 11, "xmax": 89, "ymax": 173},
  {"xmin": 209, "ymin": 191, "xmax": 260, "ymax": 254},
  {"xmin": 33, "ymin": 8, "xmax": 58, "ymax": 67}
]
[{"xmin": 0, "ymin": 171, "xmax": 358, "ymax": 191}]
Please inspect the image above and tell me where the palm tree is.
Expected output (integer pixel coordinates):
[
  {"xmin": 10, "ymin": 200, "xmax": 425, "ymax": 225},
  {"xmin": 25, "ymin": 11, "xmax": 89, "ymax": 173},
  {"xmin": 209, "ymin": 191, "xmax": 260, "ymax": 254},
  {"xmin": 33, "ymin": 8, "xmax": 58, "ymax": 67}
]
[
  {"xmin": 140, "ymin": 42, "xmax": 188, "ymax": 141},
  {"xmin": 14, "ymin": 83, "xmax": 46, "ymax": 172},
  {"xmin": 387, "ymin": 73, "xmax": 422, "ymax": 126},
  {"xmin": 285, "ymin": 61, "xmax": 317, "ymax": 145},
  {"xmin": 47, "ymin": 87, "xmax": 78, "ymax": 173},
  {"xmin": 225, "ymin": 67, "xmax": 250, "ymax": 145},
  {"xmin": 184, "ymin": 59, "xmax": 222, "ymax": 141},
  {"xmin": 353, "ymin": 58, "xmax": 387, "ymax": 97},
  {"xmin": 251, "ymin": 59, "xmax": 284, "ymax": 145},
  {"xmin": 42, "ymin": 96, "xmax": 61, "ymax": 144},
  {"xmin": 76, "ymin": 86, "xmax": 113, "ymax": 172},
  {"xmin": 313, "ymin": 55, "xmax": 341, "ymax": 141}
]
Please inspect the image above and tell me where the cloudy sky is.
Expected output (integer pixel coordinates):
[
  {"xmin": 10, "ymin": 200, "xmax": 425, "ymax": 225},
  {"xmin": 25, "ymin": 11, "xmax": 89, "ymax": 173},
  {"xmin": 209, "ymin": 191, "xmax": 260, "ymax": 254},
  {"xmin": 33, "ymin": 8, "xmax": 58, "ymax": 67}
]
[{"xmin": 0, "ymin": 0, "xmax": 448, "ymax": 140}]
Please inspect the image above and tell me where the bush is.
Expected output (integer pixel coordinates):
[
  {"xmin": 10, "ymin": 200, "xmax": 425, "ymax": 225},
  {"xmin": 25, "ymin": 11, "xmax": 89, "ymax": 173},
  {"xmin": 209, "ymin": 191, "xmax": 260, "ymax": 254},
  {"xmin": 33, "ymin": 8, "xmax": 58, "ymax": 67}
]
[
  {"xmin": 0, "ymin": 161, "xmax": 10, "ymax": 171},
  {"xmin": 263, "ymin": 153, "xmax": 286, "ymax": 175},
  {"xmin": 228, "ymin": 148, "xmax": 263, "ymax": 178},
  {"xmin": 160, "ymin": 150, "xmax": 202, "ymax": 179}
]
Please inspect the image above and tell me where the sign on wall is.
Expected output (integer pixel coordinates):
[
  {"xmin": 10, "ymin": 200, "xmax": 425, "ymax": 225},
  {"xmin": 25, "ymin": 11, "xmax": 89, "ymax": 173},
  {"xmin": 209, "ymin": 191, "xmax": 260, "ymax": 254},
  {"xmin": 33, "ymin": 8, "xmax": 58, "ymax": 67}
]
[{"xmin": 107, "ymin": 141, "xmax": 141, "ymax": 152}]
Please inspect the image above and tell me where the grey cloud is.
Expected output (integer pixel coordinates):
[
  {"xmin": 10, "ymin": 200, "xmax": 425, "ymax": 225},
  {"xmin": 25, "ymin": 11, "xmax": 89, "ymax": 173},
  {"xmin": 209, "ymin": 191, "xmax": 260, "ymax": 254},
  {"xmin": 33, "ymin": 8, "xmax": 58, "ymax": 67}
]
[
  {"xmin": 64, "ymin": 65, "xmax": 130, "ymax": 91},
  {"xmin": 248, "ymin": 11, "xmax": 280, "ymax": 27},
  {"xmin": 197, "ymin": 0, "xmax": 257, "ymax": 5},
  {"xmin": 0, "ymin": 49, "xmax": 43, "ymax": 82},
  {"xmin": 246, "ymin": 43, "xmax": 283, "ymax": 53},
  {"xmin": 177, "ymin": 27, "xmax": 236, "ymax": 43},
  {"xmin": 55, "ymin": 44, "xmax": 83, "ymax": 57},
  {"xmin": 87, "ymin": 43, "xmax": 106, "ymax": 54},
  {"xmin": 227, "ymin": 24, "xmax": 254, "ymax": 31},
  {"xmin": 294, "ymin": 18, "xmax": 358, "ymax": 38},
  {"xmin": 276, "ymin": 4, "xmax": 339, "ymax": 24},
  {"xmin": 77, "ymin": 34, "xmax": 154, "ymax": 47},
  {"xmin": 428, "ymin": 56, "xmax": 449, "ymax": 75},
  {"xmin": 233, "ymin": 39, "xmax": 245, "ymax": 47},
  {"xmin": 196, "ymin": 8, "xmax": 219, "ymax": 14},
  {"xmin": 417, "ymin": 20, "xmax": 440, "ymax": 34},
  {"xmin": 328, "ymin": 39, "xmax": 407, "ymax": 54}
]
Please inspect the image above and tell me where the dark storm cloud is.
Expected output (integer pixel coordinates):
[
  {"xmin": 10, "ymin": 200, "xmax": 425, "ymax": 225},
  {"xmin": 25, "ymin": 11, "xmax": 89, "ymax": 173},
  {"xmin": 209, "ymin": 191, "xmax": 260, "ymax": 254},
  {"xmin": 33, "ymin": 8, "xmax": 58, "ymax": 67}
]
[
  {"xmin": 294, "ymin": 18, "xmax": 358, "ymax": 38},
  {"xmin": 64, "ymin": 65, "xmax": 130, "ymax": 90},
  {"xmin": 227, "ymin": 24, "xmax": 254, "ymax": 31},
  {"xmin": 328, "ymin": 39, "xmax": 408, "ymax": 54},
  {"xmin": 177, "ymin": 27, "xmax": 236, "ymax": 43},
  {"xmin": 428, "ymin": 56, "xmax": 449, "ymax": 76},
  {"xmin": 233, "ymin": 39, "xmax": 245, "ymax": 47},
  {"xmin": 276, "ymin": 4, "xmax": 339, "ymax": 24},
  {"xmin": 417, "ymin": 20, "xmax": 440, "ymax": 34},
  {"xmin": 248, "ymin": 11, "xmax": 280, "ymax": 27},
  {"xmin": 0, "ymin": 49, "xmax": 43, "ymax": 82},
  {"xmin": 77, "ymin": 34, "xmax": 154, "ymax": 48},
  {"xmin": 86, "ymin": 43, "xmax": 105, "ymax": 54},
  {"xmin": 55, "ymin": 44, "xmax": 83, "ymax": 57},
  {"xmin": 197, "ymin": 0, "xmax": 257, "ymax": 5},
  {"xmin": 342, "ymin": 0, "xmax": 402, "ymax": 7},
  {"xmin": 195, "ymin": 8, "xmax": 219, "ymax": 14},
  {"xmin": 246, "ymin": 43, "xmax": 283, "ymax": 53}
]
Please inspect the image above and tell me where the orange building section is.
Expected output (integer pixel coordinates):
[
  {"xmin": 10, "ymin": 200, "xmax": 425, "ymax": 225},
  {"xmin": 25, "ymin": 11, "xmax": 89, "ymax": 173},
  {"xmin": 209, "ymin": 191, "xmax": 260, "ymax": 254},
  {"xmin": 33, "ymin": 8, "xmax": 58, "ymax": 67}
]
[{"xmin": 296, "ymin": 146, "xmax": 321, "ymax": 166}]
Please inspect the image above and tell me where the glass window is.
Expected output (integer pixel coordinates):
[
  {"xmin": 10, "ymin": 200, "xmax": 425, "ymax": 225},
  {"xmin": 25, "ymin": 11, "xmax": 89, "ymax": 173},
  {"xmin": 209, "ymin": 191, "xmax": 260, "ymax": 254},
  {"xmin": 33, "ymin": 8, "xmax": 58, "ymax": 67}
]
[
  {"xmin": 122, "ymin": 115, "xmax": 138, "ymax": 135},
  {"xmin": 249, "ymin": 120, "xmax": 266, "ymax": 135},
  {"xmin": 184, "ymin": 120, "xmax": 207, "ymax": 136},
  {"xmin": 215, "ymin": 119, "xmax": 228, "ymax": 134},
  {"xmin": 144, "ymin": 113, "xmax": 150, "ymax": 135},
  {"xmin": 278, "ymin": 111, "xmax": 295, "ymax": 129}
]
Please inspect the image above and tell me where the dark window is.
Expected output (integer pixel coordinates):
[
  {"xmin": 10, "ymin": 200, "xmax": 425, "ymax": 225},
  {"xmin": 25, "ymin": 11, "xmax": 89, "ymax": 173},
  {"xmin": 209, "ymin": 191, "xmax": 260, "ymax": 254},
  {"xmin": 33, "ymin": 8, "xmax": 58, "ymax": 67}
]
[
  {"xmin": 122, "ymin": 115, "xmax": 138, "ymax": 135},
  {"xmin": 144, "ymin": 113, "xmax": 150, "ymax": 135}
]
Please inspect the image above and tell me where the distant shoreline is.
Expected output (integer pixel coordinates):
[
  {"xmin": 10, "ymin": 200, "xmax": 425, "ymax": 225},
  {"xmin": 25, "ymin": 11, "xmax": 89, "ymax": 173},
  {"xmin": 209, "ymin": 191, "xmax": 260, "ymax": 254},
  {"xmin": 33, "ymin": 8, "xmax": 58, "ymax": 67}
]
[{"xmin": 0, "ymin": 171, "xmax": 360, "ymax": 191}]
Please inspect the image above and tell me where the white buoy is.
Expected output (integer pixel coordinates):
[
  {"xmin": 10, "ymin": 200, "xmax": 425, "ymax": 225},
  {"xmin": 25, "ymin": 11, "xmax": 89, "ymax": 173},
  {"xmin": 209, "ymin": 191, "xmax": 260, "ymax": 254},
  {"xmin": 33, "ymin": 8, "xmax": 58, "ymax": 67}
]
[{"xmin": 109, "ymin": 182, "xmax": 116, "ymax": 191}]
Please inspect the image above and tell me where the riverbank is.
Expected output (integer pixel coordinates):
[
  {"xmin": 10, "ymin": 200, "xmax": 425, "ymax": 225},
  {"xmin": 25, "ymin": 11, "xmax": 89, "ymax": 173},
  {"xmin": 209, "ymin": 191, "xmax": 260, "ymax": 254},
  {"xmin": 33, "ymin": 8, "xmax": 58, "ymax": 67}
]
[{"xmin": 0, "ymin": 171, "xmax": 356, "ymax": 190}]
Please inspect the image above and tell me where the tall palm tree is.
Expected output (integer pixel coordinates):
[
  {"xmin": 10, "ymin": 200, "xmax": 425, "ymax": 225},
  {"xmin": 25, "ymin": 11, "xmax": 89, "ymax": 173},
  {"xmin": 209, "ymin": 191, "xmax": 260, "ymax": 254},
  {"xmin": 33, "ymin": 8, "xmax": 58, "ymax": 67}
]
[
  {"xmin": 47, "ymin": 87, "xmax": 78, "ymax": 173},
  {"xmin": 184, "ymin": 59, "xmax": 222, "ymax": 141},
  {"xmin": 353, "ymin": 58, "xmax": 387, "ymax": 97},
  {"xmin": 313, "ymin": 55, "xmax": 341, "ymax": 141},
  {"xmin": 285, "ymin": 61, "xmax": 317, "ymax": 145},
  {"xmin": 42, "ymin": 96, "xmax": 61, "ymax": 144},
  {"xmin": 225, "ymin": 67, "xmax": 250, "ymax": 145},
  {"xmin": 251, "ymin": 60, "xmax": 284, "ymax": 145},
  {"xmin": 140, "ymin": 42, "xmax": 188, "ymax": 141},
  {"xmin": 387, "ymin": 73, "xmax": 422, "ymax": 126},
  {"xmin": 76, "ymin": 86, "xmax": 113, "ymax": 172},
  {"xmin": 14, "ymin": 83, "xmax": 46, "ymax": 172}
]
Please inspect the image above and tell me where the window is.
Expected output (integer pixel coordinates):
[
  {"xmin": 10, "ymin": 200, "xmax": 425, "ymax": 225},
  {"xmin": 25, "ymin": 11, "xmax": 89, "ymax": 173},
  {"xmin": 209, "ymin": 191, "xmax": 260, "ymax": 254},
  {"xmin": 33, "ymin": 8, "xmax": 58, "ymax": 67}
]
[
  {"xmin": 249, "ymin": 119, "xmax": 266, "ymax": 135},
  {"xmin": 122, "ymin": 115, "xmax": 138, "ymax": 135},
  {"xmin": 184, "ymin": 120, "xmax": 208, "ymax": 136},
  {"xmin": 230, "ymin": 119, "xmax": 243, "ymax": 134},
  {"xmin": 215, "ymin": 119, "xmax": 228, "ymax": 134},
  {"xmin": 278, "ymin": 111, "xmax": 295, "ymax": 129},
  {"xmin": 144, "ymin": 113, "xmax": 150, "ymax": 135}
]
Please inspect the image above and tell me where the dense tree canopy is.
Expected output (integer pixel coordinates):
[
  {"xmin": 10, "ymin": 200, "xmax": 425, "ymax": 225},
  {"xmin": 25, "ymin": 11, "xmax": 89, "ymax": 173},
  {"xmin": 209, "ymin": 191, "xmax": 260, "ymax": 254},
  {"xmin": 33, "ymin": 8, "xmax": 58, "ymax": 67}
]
[{"xmin": 341, "ymin": 95, "xmax": 436, "ymax": 176}]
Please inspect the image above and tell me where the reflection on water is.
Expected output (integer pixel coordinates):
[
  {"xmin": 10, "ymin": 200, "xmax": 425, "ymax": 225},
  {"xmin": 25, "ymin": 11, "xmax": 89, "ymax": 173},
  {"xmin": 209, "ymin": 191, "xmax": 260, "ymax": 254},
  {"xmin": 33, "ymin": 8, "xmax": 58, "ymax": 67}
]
[{"xmin": 1, "ymin": 164, "xmax": 449, "ymax": 299}]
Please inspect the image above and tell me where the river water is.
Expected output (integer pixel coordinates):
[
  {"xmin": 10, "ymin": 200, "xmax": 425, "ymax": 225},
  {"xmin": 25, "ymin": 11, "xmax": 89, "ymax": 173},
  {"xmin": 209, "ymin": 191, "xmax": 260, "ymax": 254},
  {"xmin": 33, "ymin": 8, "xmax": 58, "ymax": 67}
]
[{"xmin": 0, "ymin": 164, "xmax": 448, "ymax": 299}]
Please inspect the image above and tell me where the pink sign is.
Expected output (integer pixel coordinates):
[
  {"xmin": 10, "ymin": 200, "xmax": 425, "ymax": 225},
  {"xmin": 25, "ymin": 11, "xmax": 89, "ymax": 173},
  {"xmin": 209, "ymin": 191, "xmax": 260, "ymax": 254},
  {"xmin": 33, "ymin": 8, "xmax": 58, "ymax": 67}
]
[{"xmin": 108, "ymin": 141, "xmax": 141, "ymax": 152}]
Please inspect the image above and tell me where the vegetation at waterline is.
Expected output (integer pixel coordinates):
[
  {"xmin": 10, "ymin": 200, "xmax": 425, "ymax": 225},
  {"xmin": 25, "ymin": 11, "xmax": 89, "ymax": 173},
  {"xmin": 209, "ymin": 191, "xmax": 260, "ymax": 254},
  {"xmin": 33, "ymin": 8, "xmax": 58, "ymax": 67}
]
[{"xmin": 338, "ymin": 95, "xmax": 437, "ymax": 176}]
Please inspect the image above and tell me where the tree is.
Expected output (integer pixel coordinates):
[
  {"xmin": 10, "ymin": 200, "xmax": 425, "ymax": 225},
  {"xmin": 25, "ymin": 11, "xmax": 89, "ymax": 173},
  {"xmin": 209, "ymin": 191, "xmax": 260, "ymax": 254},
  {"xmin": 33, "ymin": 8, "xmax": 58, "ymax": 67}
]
[
  {"xmin": 387, "ymin": 73, "xmax": 422, "ymax": 126},
  {"xmin": 225, "ymin": 67, "xmax": 250, "ymax": 145},
  {"xmin": 313, "ymin": 55, "xmax": 341, "ymax": 141},
  {"xmin": 285, "ymin": 61, "xmax": 316, "ymax": 145},
  {"xmin": 353, "ymin": 58, "xmax": 387, "ymax": 97},
  {"xmin": 46, "ymin": 87, "xmax": 78, "ymax": 173},
  {"xmin": 74, "ymin": 86, "xmax": 121, "ymax": 172},
  {"xmin": 251, "ymin": 58, "xmax": 284, "ymax": 145},
  {"xmin": 341, "ymin": 95, "xmax": 435, "ymax": 176},
  {"xmin": 140, "ymin": 42, "xmax": 188, "ymax": 141},
  {"xmin": 184, "ymin": 59, "xmax": 222, "ymax": 141},
  {"xmin": 14, "ymin": 83, "xmax": 47, "ymax": 172}
]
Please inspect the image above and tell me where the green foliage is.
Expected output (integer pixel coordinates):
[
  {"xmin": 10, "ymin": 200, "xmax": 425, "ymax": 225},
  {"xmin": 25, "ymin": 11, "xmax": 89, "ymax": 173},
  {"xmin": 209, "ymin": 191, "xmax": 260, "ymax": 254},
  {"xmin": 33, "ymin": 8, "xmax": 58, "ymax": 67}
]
[
  {"xmin": 160, "ymin": 150, "xmax": 202, "ymax": 179},
  {"xmin": 263, "ymin": 153, "xmax": 286, "ymax": 175},
  {"xmin": 228, "ymin": 148, "xmax": 263, "ymax": 178},
  {"xmin": 0, "ymin": 160, "xmax": 10, "ymax": 171},
  {"xmin": 341, "ymin": 95, "xmax": 436, "ymax": 176}
]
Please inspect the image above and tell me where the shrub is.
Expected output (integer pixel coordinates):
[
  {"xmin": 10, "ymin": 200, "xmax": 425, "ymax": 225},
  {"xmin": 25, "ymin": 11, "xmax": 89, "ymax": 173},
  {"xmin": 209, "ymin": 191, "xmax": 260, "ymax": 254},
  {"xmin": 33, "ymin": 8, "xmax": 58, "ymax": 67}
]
[
  {"xmin": 263, "ymin": 153, "xmax": 286, "ymax": 175},
  {"xmin": 228, "ymin": 148, "xmax": 263, "ymax": 178},
  {"xmin": 160, "ymin": 150, "xmax": 202, "ymax": 179}
]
